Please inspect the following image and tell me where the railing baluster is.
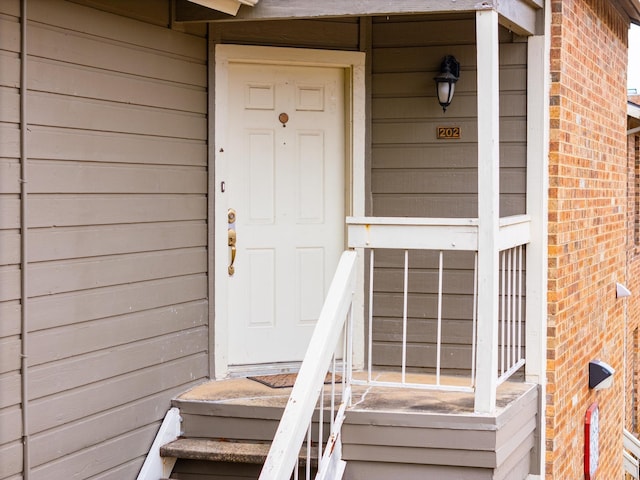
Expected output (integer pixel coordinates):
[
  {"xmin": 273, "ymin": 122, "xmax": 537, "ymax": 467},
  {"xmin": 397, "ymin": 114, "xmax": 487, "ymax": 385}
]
[
  {"xmin": 402, "ymin": 250, "xmax": 409, "ymax": 384},
  {"xmin": 305, "ymin": 423, "xmax": 311, "ymax": 480},
  {"xmin": 506, "ymin": 248, "xmax": 512, "ymax": 370},
  {"xmin": 347, "ymin": 304, "xmax": 353, "ymax": 397},
  {"xmin": 318, "ymin": 385, "xmax": 324, "ymax": 462},
  {"xmin": 500, "ymin": 250, "xmax": 506, "ymax": 375},
  {"xmin": 368, "ymin": 249, "xmax": 374, "ymax": 383},
  {"xmin": 340, "ymin": 316, "xmax": 351, "ymax": 402},
  {"xmin": 330, "ymin": 356, "xmax": 336, "ymax": 435},
  {"xmin": 511, "ymin": 248, "xmax": 518, "ymax": 365},
  {"xmin": 471, "ymin": 252, "xmax": 478, "ymax": 388},
  {"xmin": 436, "ymin": 250, "xmax": 444, "ymax": 385},
  {"xmin": 517, "ymin": 245, "xmax": 523, "ymax": 362}
]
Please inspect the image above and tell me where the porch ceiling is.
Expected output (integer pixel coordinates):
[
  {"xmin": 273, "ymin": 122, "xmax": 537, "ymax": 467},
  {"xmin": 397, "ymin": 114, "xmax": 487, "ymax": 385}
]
[{"xmin": 175, "ymin": 0, "xmax": 542, "ymax": 35}]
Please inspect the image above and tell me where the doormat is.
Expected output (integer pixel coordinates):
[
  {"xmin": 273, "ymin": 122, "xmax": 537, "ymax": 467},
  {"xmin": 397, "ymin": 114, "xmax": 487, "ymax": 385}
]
[{"xmin": 248, "ymin": 373, "xmax": 342, "ymax": 389}]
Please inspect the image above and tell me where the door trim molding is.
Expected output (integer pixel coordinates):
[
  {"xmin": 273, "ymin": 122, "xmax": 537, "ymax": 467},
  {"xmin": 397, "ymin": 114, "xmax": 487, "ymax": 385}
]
[{"xmin": 212, "ymin": 44, "xmax": 366, "ymax": 379}]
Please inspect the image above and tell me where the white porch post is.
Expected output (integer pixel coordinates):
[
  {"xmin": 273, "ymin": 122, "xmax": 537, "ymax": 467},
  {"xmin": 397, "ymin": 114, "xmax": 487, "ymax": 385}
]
[{"xmin": 474, "ymin": 8, "xmax": 500, "ymax": 414}]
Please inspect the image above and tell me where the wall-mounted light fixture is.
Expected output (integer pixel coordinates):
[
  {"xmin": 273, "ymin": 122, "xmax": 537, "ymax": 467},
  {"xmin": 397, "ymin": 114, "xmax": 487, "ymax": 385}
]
[
  {"xmin": 588, "ymin": 360, "xmax": 614, "ymax": 390},
  {"xmin": 616, "ymin": 282, "xmax": 631, "ymax": 298},
  {"xmin": 434, "ymin": 55, "xmax": 460, "ymax": 113}
]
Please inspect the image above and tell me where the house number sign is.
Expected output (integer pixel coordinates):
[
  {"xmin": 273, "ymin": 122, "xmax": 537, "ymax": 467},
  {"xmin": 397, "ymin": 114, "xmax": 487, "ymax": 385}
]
[
  {"xmin": 437, "ymin": 126, "xmax": 461, "ymax": 139},
  {"xmin": 584, "ymin": 403, "xmax": 599, "ymax": 480}
]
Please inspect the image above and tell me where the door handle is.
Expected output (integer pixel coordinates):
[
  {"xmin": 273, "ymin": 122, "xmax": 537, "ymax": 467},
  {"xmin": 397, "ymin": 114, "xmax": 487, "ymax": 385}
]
[
  {"xmin": 228, "ymin": 229, "xmax": 236, "ymax": 275},
  {"xmin": 228, "ymin": 209, "xmax": 237, "ymax": 276}
]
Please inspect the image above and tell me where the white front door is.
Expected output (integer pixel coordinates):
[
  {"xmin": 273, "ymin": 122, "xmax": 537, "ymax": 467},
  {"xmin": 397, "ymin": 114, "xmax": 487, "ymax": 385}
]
[{"xmin": 224, "ymin": 62, "xmax": 345, "ymax": 367}]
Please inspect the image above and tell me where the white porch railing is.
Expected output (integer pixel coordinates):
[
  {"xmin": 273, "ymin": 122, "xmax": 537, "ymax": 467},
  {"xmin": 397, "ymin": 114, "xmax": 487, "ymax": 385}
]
[
  {"xmin": 259, "ymin": 251, "xmax": 357, "ymax": 480},
  {"xmin": 347, "ymin": 215, "xmax": 530, "ymax": 397}
]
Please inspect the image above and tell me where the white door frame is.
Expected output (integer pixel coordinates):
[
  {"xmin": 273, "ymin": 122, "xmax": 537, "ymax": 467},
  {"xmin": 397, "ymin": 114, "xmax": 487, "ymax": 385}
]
[{"xmin": 212, "ymin": 44, "xmax": 366, "ymax": 379}]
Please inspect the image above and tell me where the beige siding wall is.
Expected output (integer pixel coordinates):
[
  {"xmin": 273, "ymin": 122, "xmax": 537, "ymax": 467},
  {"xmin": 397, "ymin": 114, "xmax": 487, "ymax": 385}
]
[
  {"xmin": 369, "ymin": 16, "xmax": 527, "ymax": 373},
  {"xmin": 0, "ymin": 0, "xmax": 208, "ymax": 478}
]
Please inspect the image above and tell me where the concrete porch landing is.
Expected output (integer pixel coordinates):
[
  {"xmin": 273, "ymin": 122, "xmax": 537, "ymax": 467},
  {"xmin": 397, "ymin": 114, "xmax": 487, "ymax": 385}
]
[
  {"xmin": 176, "ymin": 371, "xmax": 535, "ymax": 416},
  {"xmin": 167, "ymin": 373, "xmax": 539, "ymax": 479}
]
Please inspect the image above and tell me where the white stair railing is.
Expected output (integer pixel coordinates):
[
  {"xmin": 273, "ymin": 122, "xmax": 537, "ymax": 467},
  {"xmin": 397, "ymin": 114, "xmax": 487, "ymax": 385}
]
[{"xmin": 259, "ymin": 251, "xmax": 357, "ymax": 480}]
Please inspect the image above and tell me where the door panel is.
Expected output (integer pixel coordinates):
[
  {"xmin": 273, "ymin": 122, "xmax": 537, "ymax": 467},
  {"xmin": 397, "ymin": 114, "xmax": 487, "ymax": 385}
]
[{"xmin": 226, "ymin": 63, "xmax": 345, "ymax": 366}]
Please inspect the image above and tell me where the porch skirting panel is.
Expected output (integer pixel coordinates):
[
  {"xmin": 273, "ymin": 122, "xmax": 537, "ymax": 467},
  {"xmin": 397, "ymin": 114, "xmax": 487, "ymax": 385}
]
[{"xmin": 341, "ymin": 383, "xmax": 538, "ymax": 480}]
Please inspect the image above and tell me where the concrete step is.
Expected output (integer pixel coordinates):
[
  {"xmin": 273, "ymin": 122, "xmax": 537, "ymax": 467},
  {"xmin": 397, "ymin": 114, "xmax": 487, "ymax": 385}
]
[
  {"xmin": 160, "ymin": 438, "xmax": 319, "ymax": 467},
  {"xmin": 161, "ymin": 438, "xmax": 271, "ymax": 464}
]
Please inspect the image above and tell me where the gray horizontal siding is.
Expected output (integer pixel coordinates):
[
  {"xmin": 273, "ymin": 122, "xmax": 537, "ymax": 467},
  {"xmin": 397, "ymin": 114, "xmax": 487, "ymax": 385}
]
[
  {"xmin": 215, "ymin": 17, "xmax": 360, "ymax": 50},
  {"xmin": 0, "ymin": 0, "xmax": 208, "ymax": 478}
]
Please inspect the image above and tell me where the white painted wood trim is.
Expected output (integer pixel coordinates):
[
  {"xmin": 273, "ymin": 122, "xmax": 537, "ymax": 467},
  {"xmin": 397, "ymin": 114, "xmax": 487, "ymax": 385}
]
[
  {"xmin": 177, "ymin": 0, "xmax": 491, "ymax": 22},
  {"xmin": 496, "ymin": 0, "xmax": 538, "ymax": 36},
  {"xmin": 136, "ymin": 407, "xmax": 181, "ymax": 480},
  {"xmin": 213, "ymin": 41, "xmax": 231, "ymax": 380},
  {"xmin": 350, "ymin": 47, "xmax": 367, "ymax": 372},
  {"xmin": 498, "ymin": 215, "xmax": 531, "ymax": 251},
  {"xmin": 213, "ymin": 45, "xmax": 366, "ymax": 379},
  {"xmin": 525, "ymin": 4, "xmax": 550, "ymax": 474},
  {"xmin": 207, "ymin": 28, "xmax": 217, "ymax": 381},
  {"xmin": 347, "ymin": 220, "xmax": 479, "ymax": 251},
  {"xmin": 348, "ymin": 216, "xmax": 478, "ymax": 226},
  {"xmin": 524, "ymin": 34, "xmax": 549, "ymax": 387},
  {"xmin": 474, "ymin": 9, "xmax": 501, "ymax": 414}
]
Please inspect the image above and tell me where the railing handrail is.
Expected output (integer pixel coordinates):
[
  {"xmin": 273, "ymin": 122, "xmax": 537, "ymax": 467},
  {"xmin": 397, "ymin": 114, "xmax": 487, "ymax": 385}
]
[
  {"xmin": 347, "ymin": 215, "xmax": 530, "ymax": 252},
  {"xmin": 259, "ymin": 250, "xmax": 358, "ymax": 480}
]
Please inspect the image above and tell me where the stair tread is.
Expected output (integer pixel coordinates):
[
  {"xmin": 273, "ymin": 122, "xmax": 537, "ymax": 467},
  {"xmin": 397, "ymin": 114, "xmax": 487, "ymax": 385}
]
[
  {"xmin": 160, "ymin": 438, "xmax": 319, "ymax": 466},
  {"xmin": 161, "ymin": 438, "xmax": 270, "ymax": 464}
]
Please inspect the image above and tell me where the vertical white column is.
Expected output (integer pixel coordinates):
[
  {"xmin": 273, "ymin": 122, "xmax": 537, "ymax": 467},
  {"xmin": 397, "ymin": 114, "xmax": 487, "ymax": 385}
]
[
  {"xmin": 525, "ymin": 33, "xmax": 549, "ymax": 386},
  {"xmin": 525, "ymin": 19, "xmax": 550, "ymax": 478},
  {"xmin": 474, "ymin": 8, "xmax": 501, "ymax": 414}
]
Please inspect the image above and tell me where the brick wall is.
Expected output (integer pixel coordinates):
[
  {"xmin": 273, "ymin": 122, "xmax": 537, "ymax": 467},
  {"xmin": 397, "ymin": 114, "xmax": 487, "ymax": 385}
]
[{"xmin": 547, "ymin": 0, "xmax": 629, "ymax": 478}]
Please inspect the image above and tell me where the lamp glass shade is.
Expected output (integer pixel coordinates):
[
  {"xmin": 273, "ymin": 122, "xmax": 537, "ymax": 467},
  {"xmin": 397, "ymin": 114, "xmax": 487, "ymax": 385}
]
[{"xmin": 437, "ymin": 81, "xmax": 455, "ymax": 108}]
